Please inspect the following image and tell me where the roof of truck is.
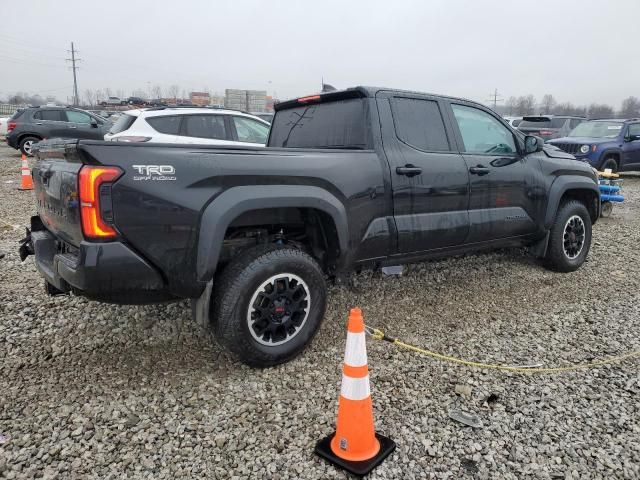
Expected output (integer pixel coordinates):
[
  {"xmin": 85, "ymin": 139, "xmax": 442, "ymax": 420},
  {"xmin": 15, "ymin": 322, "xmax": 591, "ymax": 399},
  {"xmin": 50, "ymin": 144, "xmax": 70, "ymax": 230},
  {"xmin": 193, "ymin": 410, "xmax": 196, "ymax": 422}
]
[{"xmin": 275, "ymin": 86, "xmax": 487, "ymax": 111}]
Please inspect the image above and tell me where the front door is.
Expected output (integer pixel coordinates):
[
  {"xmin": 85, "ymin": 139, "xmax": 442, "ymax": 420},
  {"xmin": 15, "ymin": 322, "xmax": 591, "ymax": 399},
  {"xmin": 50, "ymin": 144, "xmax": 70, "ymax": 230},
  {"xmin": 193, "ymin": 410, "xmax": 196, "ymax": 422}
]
[
  {"xmin": 621, "ymin": 123, "xmax": 640, "ymax": 170},
  {"xmin": 376, "ymin": 92, "xmax": 470, "ymax": 253},
  {"xmin": 64, "ymin": 110, "xmax": 104, "ymax": 140},
  {"xmin": 446, "ymin": 102, "xmax": 543, "ymax": 243}
]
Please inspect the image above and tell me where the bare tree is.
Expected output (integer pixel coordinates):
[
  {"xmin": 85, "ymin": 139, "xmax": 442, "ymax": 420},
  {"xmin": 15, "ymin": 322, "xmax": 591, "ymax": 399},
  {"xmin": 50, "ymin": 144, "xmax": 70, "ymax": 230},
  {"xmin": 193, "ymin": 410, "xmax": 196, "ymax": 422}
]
[
  {"xmin": 152, "ymin": 85, "xmax": 163, "ymax": 100},
  {"xmin": 620, "ymin": 96, "xmax": 640, "ymax": 118},
  {"xmin": 84, "ymin": 89, "xmax": 96, "ymax": 107},
  {"xmin": 505, "ymin": 96, "xmax": 517, "ymax": 116},
  {"xmin": 104, "ymin": 87, "xmax": 113, "ymax": 98},
  {"xmin": 540, "ymin": 94, "xmax": 556, "ymax": 114},
  {"xmin": 95, "ymin": 89, "xmax": 104, "ymax": 104},
  {"xmin": 588, "ymin": 103, "xmax": 614, "ymax": 119},
  {"xmin": 168, "ymin": 84, "xmax": 179, "ymax": 103},
  {"xmin": 116, "ymin": 89, "xmax": 126, "ymax": 100},
  {"xmin": 515, "ymin": 95, "xmax": 536, "ymax": 115}
]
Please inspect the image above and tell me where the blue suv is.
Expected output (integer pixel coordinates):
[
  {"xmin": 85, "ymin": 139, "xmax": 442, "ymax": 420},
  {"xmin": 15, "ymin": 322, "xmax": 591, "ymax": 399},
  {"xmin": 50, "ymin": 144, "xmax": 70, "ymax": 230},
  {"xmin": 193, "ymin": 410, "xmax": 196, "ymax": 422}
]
[{"xmin": 548, "ymin": 119, "xmax": 640, "ymax": 172}]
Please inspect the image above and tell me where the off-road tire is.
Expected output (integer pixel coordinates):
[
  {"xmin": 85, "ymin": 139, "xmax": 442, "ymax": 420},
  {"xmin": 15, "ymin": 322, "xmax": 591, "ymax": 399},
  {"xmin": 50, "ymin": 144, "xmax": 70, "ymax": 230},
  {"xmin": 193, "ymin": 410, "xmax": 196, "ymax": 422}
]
[
  {"xmin": 211, "ymin": 244, "xmax": 326, "ymax": 367},
  {"xmin": 19, "ymin": 136, "xmax": 40, "ymax": 157},
  {"xmin": 600, "ymin": 156, "xmax": 618, "ymax": 173},
  {"xmin": 544, "ymin": 200, "xmax": 592, "ymax": 272}
]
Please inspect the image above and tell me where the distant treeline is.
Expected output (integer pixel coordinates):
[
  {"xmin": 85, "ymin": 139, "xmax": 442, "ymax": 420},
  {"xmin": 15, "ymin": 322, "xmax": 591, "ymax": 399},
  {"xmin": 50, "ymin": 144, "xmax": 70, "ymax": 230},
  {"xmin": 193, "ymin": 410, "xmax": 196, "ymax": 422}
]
[{"xmin": 497, "ymin": 94, "xmax": 640, "ymax": 119}]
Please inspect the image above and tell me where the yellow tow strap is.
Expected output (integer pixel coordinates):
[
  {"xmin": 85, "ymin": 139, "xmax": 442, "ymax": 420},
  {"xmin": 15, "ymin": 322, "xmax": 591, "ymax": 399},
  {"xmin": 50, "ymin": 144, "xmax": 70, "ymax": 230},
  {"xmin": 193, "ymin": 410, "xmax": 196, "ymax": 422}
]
[{"xmin": 366, "ymin": 326, "xmax": 640, "ymax": 374}]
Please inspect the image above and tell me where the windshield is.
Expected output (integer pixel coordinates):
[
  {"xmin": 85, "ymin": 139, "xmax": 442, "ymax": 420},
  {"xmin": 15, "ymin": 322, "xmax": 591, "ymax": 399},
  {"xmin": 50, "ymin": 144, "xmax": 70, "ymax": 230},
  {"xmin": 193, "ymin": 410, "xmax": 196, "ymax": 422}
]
[{"xmin": 569, "ymin": 121, "xmax": 623, "ymax": 138}]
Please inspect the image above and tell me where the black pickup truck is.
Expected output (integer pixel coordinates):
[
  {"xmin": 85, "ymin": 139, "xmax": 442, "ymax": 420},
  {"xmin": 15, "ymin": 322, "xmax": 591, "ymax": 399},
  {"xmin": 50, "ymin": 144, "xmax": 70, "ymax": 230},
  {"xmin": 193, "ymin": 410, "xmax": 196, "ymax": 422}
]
[{"xmin": 21, "ymin": 87, "xmax": 600, "ymax": 366}]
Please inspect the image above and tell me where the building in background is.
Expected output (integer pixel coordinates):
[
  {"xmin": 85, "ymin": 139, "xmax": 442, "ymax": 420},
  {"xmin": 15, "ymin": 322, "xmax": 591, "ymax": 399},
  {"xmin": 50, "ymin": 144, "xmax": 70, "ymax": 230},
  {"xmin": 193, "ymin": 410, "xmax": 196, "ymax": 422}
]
[
  {"xmin": 190, "ymin": 91, "xmax": 210, "ymax": 106},
  {"xmin": 210, "ymin": 93, "xmax": 225, "ymax": 108},
  {"xmin": 265, "ymin": 96, "xmax": 276, "ymax": 112},
  {"xmin": 224, "ymin": 89, "xmax": 267, "ymax": 112}
]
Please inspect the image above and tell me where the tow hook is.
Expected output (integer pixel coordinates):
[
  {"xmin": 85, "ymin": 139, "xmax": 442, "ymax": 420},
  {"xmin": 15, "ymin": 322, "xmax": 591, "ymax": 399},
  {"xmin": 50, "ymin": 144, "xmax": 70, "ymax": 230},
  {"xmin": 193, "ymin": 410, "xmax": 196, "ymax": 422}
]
[{"xmin": 18, "ymin": 227, "xmax": 34, "ymax": 261}]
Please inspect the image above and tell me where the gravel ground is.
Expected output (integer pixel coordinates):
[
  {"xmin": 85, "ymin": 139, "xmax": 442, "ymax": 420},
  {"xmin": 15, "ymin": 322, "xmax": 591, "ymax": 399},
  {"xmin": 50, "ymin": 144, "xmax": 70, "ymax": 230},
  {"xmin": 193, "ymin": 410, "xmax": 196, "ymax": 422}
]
[{"xmin": 1, "ymin": 142, "xmax": 639, "ymax": 479}]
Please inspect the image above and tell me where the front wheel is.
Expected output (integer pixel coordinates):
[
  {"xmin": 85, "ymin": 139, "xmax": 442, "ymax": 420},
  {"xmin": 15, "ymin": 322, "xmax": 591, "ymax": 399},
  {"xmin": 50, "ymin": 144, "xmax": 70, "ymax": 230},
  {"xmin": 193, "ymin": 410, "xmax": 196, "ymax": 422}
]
[
  {"xmin": 600, "ymin": 157, "xmax": 618, "ymax": 173},
  {"xmin": 211, "ymin": 244, "xmax": 327, "ymax": 367},
  {"xmin": 544, "ymin": 200, "xmax": 592, "ymax": 272}
]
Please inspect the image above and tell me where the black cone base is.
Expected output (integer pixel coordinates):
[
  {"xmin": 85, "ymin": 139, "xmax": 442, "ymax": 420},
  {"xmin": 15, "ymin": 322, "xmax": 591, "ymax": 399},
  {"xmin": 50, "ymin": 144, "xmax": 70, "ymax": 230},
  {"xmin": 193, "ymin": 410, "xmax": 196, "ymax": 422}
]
[{"xmin": 315, "ymin": 432, "xmax": 396, "ymax": 477}]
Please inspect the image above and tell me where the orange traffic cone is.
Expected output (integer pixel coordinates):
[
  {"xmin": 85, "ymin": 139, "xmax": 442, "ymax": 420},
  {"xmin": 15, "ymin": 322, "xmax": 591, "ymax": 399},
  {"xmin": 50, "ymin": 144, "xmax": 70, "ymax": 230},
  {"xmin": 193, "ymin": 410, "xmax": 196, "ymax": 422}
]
[
  {"xmin": 18, "ymin": 154, "xmax": 34, "ymax": 191},
  {"xmin": 315, "ymin": 308, "xmax": 395, "ymax": 476}
]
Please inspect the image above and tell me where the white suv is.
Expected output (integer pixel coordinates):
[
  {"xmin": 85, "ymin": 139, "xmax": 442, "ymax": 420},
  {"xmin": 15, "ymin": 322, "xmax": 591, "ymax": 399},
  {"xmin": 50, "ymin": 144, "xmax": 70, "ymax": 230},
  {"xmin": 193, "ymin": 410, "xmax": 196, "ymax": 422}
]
[{"xmin": 104, "ymin": 107, "xmax": 270, "ymax": 146}]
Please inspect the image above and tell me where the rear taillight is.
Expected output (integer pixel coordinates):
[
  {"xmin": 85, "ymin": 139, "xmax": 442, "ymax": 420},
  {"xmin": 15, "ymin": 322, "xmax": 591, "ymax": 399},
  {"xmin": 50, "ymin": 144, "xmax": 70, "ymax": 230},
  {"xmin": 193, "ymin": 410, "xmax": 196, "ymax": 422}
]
[
  {"xmin": 7, "ymin": 121, "xmax": 16, "ymax": 132},
  {"xmin": 78, "ymin": 165, "xmax": 122, "ymax": 239},
  {"xmin": 539, "ymin": 129, "xmax": 554, "ymax": 136}
]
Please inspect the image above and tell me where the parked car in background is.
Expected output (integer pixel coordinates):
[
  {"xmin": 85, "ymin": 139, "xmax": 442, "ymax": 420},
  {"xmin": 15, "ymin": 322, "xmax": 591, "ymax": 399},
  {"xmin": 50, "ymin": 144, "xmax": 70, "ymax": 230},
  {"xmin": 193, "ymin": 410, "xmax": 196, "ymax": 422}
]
[
  {"xmin": 548, "ymin": 119, "xmax": 640, "ymax": 172},
  {"xmin": 99, "ymin": 96, "xmax": 123, "ymax": 106},
  {"xmin": 125, "ymin": 97, "xmax": 147, "ymax": 106},
  {"xmin": 518, "ymin": 115, "xmax": 585, "ymax": 141},
  {"xmin": 104, "ymin": 107, "xmax": 270, "ymax": 146},
  {"xmin": 0, "ymin": 116, "xmax": 10, "ymax": 136},
  {"xmin": 252, "ymin": 112, "xmax": 274, "ymax": 123},
  {"xmin": 5, "ymin": 106, "xmax": 110, "ymax": 156},
  {"xmin": 503, "ymin": 116, "xmax": 523, "ymax": 128}
]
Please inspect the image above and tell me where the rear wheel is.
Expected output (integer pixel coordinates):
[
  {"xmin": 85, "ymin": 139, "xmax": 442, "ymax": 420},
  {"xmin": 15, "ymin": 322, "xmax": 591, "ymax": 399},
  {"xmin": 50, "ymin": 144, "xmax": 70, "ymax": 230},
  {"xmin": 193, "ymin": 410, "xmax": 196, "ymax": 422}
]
[
  {"xmin": 19, "ymin": 136, "xmax": 40, "ymax": 157},
  {"xmin": 544, "ymin": 200, "xmax": 592, "ymax": 272},
  {"xmin": 211, "ymin": 244, "xmax": 327, "ymax": 367},
  {"xmin": 600, "ymin": 156, "xmax": 618, "ymax": 173}
]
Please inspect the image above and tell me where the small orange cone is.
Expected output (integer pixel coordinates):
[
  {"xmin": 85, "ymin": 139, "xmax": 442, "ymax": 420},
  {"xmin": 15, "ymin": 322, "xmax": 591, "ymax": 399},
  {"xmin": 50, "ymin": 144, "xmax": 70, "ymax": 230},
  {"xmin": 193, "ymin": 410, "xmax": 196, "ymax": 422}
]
[
  {"xmin": 315, "ymin": 308, "xmax": 395, "ymax": 476},
  {"xmin": 18, "ymin": 154, "xmax": 34, "ymax": 191}
]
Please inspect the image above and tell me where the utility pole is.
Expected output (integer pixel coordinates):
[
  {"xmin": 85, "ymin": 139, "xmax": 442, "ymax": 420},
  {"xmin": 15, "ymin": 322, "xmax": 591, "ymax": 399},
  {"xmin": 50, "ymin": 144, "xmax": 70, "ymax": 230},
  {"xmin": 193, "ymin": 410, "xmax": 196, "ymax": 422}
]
[
  {"xmin": 66, "ymin": 42, "xmax": 81, "ymax": 106},
  {"xmin": 486, "ymin": 88, "xmax": 503, "ymax": 111}
]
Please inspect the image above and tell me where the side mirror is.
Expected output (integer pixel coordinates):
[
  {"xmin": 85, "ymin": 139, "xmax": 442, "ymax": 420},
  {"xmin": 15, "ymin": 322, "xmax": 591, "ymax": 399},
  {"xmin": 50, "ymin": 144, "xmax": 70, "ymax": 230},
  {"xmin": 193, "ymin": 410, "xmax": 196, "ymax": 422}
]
[
  {"xmin": 90, "ymin": 118, "xmax": 98, "ymax": 128},
  {"xmin": 524, "ymin": 135, "xmax": 544, "ymax": 154}
]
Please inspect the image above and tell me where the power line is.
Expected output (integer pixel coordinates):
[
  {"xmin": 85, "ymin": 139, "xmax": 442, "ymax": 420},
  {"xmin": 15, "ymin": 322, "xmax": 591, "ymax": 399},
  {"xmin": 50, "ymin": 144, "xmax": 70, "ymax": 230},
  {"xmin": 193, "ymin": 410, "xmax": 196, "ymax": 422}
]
[
  {"xmin": 66, "ymin": 42, "xmax": 81, "ymax": 106},
  {"xmin": 486, "ymin": 88, "xmax": 503, "ymax": 111}
]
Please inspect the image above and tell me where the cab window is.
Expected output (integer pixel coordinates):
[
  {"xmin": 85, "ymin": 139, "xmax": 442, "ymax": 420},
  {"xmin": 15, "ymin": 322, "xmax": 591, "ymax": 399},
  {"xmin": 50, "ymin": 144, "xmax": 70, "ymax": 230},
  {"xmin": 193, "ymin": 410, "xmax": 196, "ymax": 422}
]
[{"xmin": 451, "ymin": 104, "xmax": 516, "ymax": 155}]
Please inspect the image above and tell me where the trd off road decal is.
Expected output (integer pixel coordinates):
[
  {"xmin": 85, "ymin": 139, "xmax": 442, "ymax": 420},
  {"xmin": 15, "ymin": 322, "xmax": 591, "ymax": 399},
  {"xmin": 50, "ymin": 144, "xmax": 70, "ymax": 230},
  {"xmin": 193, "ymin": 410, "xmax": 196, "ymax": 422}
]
[{"xmin": 132, "ymin": 165, "xmax": 176, "ymax": 181}]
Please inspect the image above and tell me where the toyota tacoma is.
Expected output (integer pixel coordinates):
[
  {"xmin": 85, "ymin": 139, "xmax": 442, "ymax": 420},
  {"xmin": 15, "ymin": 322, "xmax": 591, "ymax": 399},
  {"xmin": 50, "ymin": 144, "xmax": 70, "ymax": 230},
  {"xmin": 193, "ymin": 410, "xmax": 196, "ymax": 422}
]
[{"xmin": 20, "ymin": 87, "xmax": 600, "ymax": 366}]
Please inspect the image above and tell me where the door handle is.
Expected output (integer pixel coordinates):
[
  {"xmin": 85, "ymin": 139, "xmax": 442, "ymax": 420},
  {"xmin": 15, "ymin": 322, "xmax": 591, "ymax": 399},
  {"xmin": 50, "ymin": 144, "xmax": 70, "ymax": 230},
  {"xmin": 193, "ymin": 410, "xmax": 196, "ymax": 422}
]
[
  {"xmin": 68, "ymin": 126, "xmax": 77, "ymax": 129},
  {"xmin": 35, "ymin": 122, "xmax": 43, "ymax": 125},
  {"xmin": 469, "ymin": 165, "xmax": 490, "ymax": 176},
  {"xmin": 396, "ymin": 164, "xmax": 422, "ymax": 177}
]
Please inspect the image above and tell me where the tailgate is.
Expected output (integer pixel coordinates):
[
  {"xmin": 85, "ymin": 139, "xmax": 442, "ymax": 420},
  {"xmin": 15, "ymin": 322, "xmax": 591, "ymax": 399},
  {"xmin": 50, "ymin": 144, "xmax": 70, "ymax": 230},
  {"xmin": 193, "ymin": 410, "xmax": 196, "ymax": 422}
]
[{"xmin": 33, "ymin": 140, "xmax": 84, "ymax": 246}]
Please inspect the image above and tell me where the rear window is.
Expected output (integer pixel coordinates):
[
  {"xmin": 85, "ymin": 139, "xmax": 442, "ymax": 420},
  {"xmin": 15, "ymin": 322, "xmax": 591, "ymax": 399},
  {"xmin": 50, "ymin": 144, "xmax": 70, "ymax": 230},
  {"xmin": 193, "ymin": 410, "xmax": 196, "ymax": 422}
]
[
  {"xmin": 9, "ymin": 110, "xmax": 25, "ymax": 121},
  {"xmin": 519, "ymin": 117, "xmax": 568, "ymax": 129},
  {"xmin": 109, "ymin": 114, "xmax": 136, "ymax": 134},
  {"xmin": 269, "ymin": 98, "xmax": 370, "ymax": 149},
  {"xmin": 147, "ymin": 115, "xmax": 181, "ymax": 135}
]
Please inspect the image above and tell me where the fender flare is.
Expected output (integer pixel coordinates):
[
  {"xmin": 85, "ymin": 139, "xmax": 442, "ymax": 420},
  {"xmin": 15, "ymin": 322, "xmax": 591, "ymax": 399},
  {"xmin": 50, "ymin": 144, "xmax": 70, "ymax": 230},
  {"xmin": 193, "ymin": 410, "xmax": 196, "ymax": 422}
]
[
  {"xmin": 544, "ymin": 176, "xmax": 600, "ymax": 229},
  {"xmin": 196, "ymin": 185, "xmax": 349, "ymax": 281},
  {"xmin": 597, "ymin": 148, "xmax": 622, "ymax": 169}
]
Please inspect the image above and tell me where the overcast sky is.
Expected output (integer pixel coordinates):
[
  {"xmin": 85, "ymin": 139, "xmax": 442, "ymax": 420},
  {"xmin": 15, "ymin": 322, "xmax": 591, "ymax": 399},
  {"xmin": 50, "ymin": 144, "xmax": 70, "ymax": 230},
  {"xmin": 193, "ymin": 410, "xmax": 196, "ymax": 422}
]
[{"xmin": 1, "ymin": 0, "xmax": 638, "ymax": 107}]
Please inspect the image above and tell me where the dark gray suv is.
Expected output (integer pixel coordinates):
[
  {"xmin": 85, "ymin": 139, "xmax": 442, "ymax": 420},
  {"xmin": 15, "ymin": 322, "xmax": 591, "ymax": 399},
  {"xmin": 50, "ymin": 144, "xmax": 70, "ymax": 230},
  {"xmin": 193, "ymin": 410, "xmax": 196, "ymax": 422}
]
[{"xmin": 6, "ymin": 107, "xmax": 110, "ymax": 156}]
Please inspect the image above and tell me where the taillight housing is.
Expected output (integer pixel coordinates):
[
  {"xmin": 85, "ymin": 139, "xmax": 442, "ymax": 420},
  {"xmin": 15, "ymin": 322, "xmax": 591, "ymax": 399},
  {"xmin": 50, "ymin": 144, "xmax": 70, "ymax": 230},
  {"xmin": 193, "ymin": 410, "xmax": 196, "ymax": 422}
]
[
  {"xmin": 7, "ymin": 121, "xmax": 17, "ymax": 133},
  {"xmin": 297, "ymin": 95, "xmax": 321, "ymax": 104},
  {"xmin": 539, "ymin": 129, "xmax": 554, "ymax": 136},
  {"xmin": 78, "ymin": 165, "xmax": 122, "ymax": 239}
]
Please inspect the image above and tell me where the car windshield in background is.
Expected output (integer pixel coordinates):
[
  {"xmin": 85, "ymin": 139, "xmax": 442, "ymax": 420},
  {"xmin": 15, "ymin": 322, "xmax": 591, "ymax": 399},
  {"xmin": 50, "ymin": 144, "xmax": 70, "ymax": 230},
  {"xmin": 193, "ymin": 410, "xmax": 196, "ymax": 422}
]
[
  {"xmin": 269, "ymin": 98, "xmax": 370, "ymax": 149},
  {"xmin": 519, "ymin": 117, "xmax": 567, "ymax": 128},
  {"xmin": 569, "ymin": 121, "xmax": 623, "ymax": 138},
  {"xmin": 108, "ymin": 114, "xmax": 136, "ymax": 134}
]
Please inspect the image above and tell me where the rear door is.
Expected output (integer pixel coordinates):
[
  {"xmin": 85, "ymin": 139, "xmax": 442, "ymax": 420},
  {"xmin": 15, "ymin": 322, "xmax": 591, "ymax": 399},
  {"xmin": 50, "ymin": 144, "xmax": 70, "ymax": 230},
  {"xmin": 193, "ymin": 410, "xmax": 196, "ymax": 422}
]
[
  {"xmin": 446, "ymin": 102, "xmax": 542, "ymax": 242},
  {"xmin": 33, "ymin": 109, "xmax": 67, "ymax": 138},
  {"xmin": 376, "ymin": 91, "xmax": 470, "ymax": 253},
  {"xmin": 178, "ymin": 114, "xmax": 238, "ymax": 145}
]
